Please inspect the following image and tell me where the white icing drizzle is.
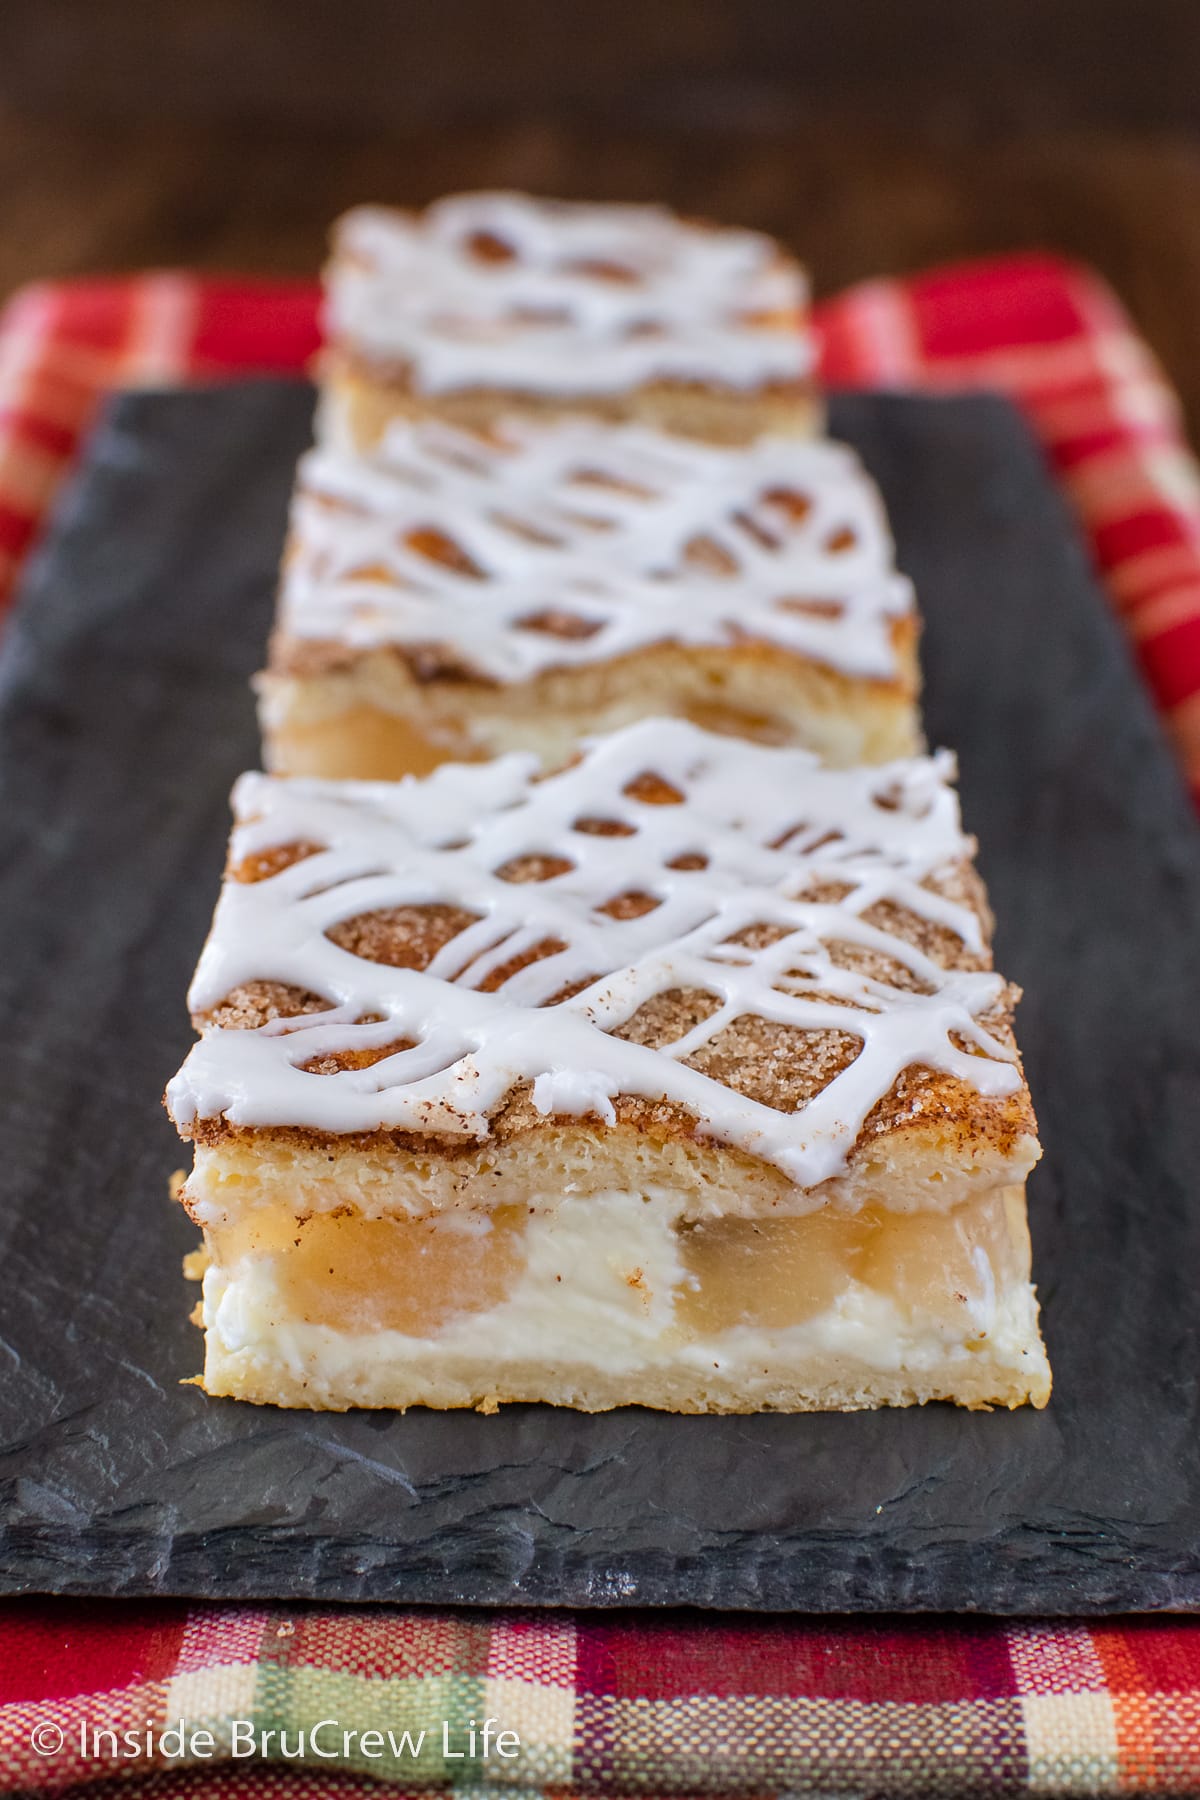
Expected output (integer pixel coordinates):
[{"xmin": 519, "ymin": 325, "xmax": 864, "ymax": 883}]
[
  {"xmin": 327, "ymin": 193, "xmax": 813, "ymax": 396},
  {"xmin": 280, "ymin": 419, "xmax": 912, "ymax": 683},
  {"xmin": 167, "ymin": 721, "xmax": 1022, "ymax": 1190}
]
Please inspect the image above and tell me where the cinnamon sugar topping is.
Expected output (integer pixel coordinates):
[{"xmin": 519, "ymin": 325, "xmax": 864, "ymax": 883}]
[
  {"xmin": 167, "ymin": 720, "xmax": 1022, "ymax": 1188},
  {"xmin": 276, "ymin": 418, "xmax": 913, "ymax": 683},
  {"xmin": 328, "ymin": 194, "xmax": 813, "ymax": 396}
]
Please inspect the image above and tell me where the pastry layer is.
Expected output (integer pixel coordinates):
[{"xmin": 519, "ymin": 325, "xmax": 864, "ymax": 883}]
[
  {"xmin": 183, "ymin": 1105, "xmax": 1039, "ymax": 1232},
  {"xmin": 320, "ymin": 360, "xmax": 823, "ymax": 454},
  {"xmin": 166, "ymin": 722, "xmax": 1037, "ymax": 1197},
  {"xmin": 192, "ymin": 1183, "xmax": 1050, "ymax": 1413},
  {"xmin": 166, "ymin": 722, "xmax": 1048, "ymax": 1414},
  {"xmin": 260, "ymin": 636, "xmax": 921, "ymax": 779},
  {"xmin": 321, "ymin": 194, "xmax": 817, "ymax": 445},
  {"xmin": 259, "ymin": 420, "xmax": 920, "ymax": 776}
]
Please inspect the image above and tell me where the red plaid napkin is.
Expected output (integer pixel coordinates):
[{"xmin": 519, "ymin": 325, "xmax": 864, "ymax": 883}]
[
  {"xmin": 3, "ymin": 1600, "xmax": 1200, "ymax": 1797},
  {"xmin": 2, "ymin": 256, "xmax": 1200, "ymax": 1798}
]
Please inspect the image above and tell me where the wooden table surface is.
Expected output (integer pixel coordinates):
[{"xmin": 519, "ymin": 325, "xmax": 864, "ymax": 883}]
[{"xmin": 2, "ymin": 113, "xmax": 1200, "ymax": 433}]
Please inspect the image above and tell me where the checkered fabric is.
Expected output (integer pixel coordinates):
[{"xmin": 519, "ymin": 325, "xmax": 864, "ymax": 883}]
[
  {"xmin": 1, "ymin": 255, "xmax": 1199, "ymax": 1798},
  {"xmin": 3, "ymin": 1601, "xmax": 1200, "ymax": 1797}
]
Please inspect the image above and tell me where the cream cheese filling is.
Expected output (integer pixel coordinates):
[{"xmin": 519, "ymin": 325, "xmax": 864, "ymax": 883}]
[{"xmin": 200, "ymin": 1186, "xmax": 1046, "ymax": 1391}]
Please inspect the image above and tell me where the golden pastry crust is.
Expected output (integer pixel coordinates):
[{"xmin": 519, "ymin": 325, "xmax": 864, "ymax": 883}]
[
  {"xmin": 321, "ymin": 349, "xmax": 824, "ymax": 449},
  {"xmin": 266, "ymin": 395, "xmax": 910, "ymax": 778},
  {"xmin": 321, "ymin": 197, "xmax": 818, "ymax": 442},
  {"xmin": 180, "ymin": 834, "xmax": 1036, "ymax": 1188},
  {"xmin": 266, "ymin": 616, "xmax": 920, "ymax": 697},
  {"xmin": 258, "ymin": 628, "xmax": 923, "ymax": 780},
  {"xmin": 199, "ymin": 1353, "xmax": 1047, "ymax": 1415}
]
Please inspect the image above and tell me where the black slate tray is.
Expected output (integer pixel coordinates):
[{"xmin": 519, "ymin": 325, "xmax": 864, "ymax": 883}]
[{"xmin": 1, "ymin": 382, "xmax": 1199, "ymax": 1613}]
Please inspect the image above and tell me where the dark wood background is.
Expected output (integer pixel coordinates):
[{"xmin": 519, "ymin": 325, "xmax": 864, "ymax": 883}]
[{"xmin": 3, "ymin": 0, "xmax": 1200, "ymax": 422}]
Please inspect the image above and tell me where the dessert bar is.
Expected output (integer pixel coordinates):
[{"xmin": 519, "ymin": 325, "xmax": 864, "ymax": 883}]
[
  {"xmin": 258, "ymin": 418, "xmax": 921, "ymax": 779},
  {"xmin": 166, "ymin": 720, "xmax": 1050, "ymax": 1414},
  {"xmin": 320, "ymin": 193, "xmax": 819, "ymax": 450}
]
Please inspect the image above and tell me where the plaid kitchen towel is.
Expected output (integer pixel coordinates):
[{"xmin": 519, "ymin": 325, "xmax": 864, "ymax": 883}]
[
  {"xmin": 3, "ymin": 1598, "xmax": 1200, "ymax": 1798},
  {"xmin": 2, "ymin": 254, "xmax": 1200, "ymax": 1800}
]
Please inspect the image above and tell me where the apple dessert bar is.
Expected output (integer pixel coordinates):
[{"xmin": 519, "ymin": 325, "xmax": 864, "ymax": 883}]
[
  {"xmin": 319, "ymin": 192, "xmax": 819, "ymax": 451},
  {"xmin": 258, "ymin": 418, "xmax": 920, "ymax": 779},
  {"xmin": 166, "ymin": 719, "xmax": 1049, "ymax": 1415}
]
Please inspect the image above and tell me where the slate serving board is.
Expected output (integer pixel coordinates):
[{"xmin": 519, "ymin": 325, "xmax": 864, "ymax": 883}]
[{"xmin": 1, "ymin": 382, "xmax": 1199, "ymax": 1613}]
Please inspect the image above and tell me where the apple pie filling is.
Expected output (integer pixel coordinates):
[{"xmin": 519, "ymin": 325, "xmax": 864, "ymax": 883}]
[{"xmin": 200, "ymin": 1184, "xmax": 1030, "ymax": 1354}]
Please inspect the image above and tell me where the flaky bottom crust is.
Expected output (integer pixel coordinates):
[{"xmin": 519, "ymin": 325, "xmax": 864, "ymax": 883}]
[
  {"xmin": 258, "ymin": 633, "xmax": 923, "ymax": 781},
  {"xmin": 317, "ymin": 354, "xmax": 824, "ymax": 452},
  {"xmin": 199, "ymin": 1343, "xmax": 1048, "ymax": 1415}
]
